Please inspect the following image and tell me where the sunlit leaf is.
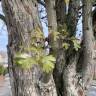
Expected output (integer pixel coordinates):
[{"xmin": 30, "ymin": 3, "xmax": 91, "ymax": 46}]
[
  {"xmin": 15, "ymin": 53, "xmax": 31, "ymax": 59},
  {"xmin": 14, "ymin": 57, "xmax": 37, "ymax": 69},
  {"xmin": 72, "ymin": 40, "xmax": 81, "ymax": 51},
  {"xmin": 63, "ymin": 42, "xmax": 70, "ymax": 50},
  {"xmin": 42, "ymin": 61, "xmax": 54, "ymax": 73},
  {"xmin": 35, "ymin": 27, "xmax": 44, "ymax": 38},
  {"xmin": 64, "ymin": 0, "xmax": 69, "ymax": 4},
  {"xmin": 53, "ymin": 31, "xmax": 60, "ymax": 41},
  {"xmin": 40, "ymin": 55, "xmax": 56, "ymax": 73}
]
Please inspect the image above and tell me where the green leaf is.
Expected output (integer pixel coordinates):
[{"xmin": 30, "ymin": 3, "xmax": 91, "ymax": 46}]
[
  {"xmin": 46, "ymin": 55, "xmax": 56, "ymax": 62},
  {"xmin": 72, "ymin": 40, "xmax": 81, "ymax": 51},
  {"xmin": 63, "ymin": 42, "xmax": 70, "ymax": 50},
  {"xmin": 14, "ymin": 53, "xmax": 37, "ymax": 69},
  {"xmin": 21, "ymin": 58, "xmax": 37, "ymax": 69},
  {"xmin": 35, "ymin": 27, "xmax": 44, "ymax": 38},
  {"xmin": 40, "ymin": 55, "xmax": 56, "ymax": 73},
  {"xmin": 15, "ymin": 53, "xmax": 31, "ymax": 59},
  {"xmin": 42, "ymin": 61, "xmax": 54, "ymax": 73},
  {"xmin": 64, "ymin": 0, "xmax": 69, "ymax": 4},
  {"xmin": 16, "ymin": 58, "xmax": 37, "ymax": 69},
  {"xmin": 28, "ymin": 46, "xmax": 38, "ymax": 52},
  {"xmin": 52, "ymin": 31, "xmax": 60, "ymax": 41},
  {"xmin": 70, "ymin": 36, "xmax": 76, "ymax": 40}
]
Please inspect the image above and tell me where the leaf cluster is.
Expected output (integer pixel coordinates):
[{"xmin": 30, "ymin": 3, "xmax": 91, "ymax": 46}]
[
  {"xmin": 0, "ymin": 65, "xmax": 6, "ymax": 75},
  {"xmin": 51, "ymin": 24, "xmax": 81, "ymax": 51},
  {"xmin": 14, "ymin": 27, "xmax": 56, "ymax": 73},
  {"xmin": 14, "ymin": 53, "xmax": 55, "ymax": 73}
]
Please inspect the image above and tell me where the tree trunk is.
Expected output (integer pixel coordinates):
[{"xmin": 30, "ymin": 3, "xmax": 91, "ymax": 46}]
[
  {"xmin": 55, "ymin": 0, "xmax": 66, "ymax": 25},
  {"xmin": 2, "ymin": 0, "xmax": 41, "ymax": 96},
  {"xmin": 82, "ymin": 0, "xmax": 94, "ymax": 92},
  {"xmin": 63, "ymin": 54, "xmax": 85, "ymax": 96},
  {"xmin": 53, "ymin": 0, "xmax": 66, "ymax": 95},
  {"xmin": 54, "ymin": 0, "xmax": 82, "ymax": 96},
  {"xmin": 44, "ymin": 0, "xmax": 59, "ymax": 95},
  {"xmin": 67, "ymin": 0, "xmax": 80, "ymax": 36},
  {"xmin": 2, "ymin": 0, "xmax": 57, "ymax": 96}
]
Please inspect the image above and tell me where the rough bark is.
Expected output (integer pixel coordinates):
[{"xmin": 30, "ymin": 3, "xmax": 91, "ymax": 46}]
[
  {"xmin": 45, "ymin": 0, "xmax": 57, "ymax": 32},
  {"xmin": 2, "ymin": 0, "xmax": 57, "ymax": 96},
  {"xmin": 52, "ymin": 1, "xmax": 66, "ymax": 95},
  {"xmin": 44, "ymin": 1, "xmax": 60, "ymax": 95},
  {"xmin": 54, "ymin": 0, "xmax": 82, "ymax": 96},
  {"xmin": 44, "ymin": 0, "xmax": 57, "ymax": 48},
  {"xmin": 67, "ymin": 0, "xmax": 80, "ymax": 36},
  {"xmin": 55, "ymin": 0, "xmax": 66, "ymax": 25},
  {"xmin": 63, "ymin": 53, "xmax": 85, "ymax": 96},
  {"xmin": 82, "ymin": 0, "xmax": 94, "ymax": 92},
  {"xmin": 2, "ymin": 0, "xmax": 41, "ymax": 96}
]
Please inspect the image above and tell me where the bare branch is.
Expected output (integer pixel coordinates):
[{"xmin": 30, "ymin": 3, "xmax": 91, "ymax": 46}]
[
  {"xmin": 37, "ymin": 0, "xmax": 46, "ymax": 7},
  {"xmin": 41, "ymin": 15, "xmax": 47, "ymax": 19},
  {"xmin": 0, "ymin": 14, "xmax": 6, "ymax": 24}
]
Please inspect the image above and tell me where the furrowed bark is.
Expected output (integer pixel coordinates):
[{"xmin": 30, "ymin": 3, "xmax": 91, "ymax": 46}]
[
  {"xmin": 44, "ymin": 0, "xmax": 58, "ymax": 96},
  {"xmin": 53, "ymin": 0, "xmax": 66, "ymax": 95},
  {"xmin": 67, "ymin": 0, "xmax": 80, "ymax": 36},
  {"xmin": 2, "ymin": 0, "xmax": 57, "ymax": 96},
  {"xmin": 62, "ymin": 0, "xmax": 84, "ymax": 96},
  {"xmin": 2, "ymin": 0, "xmax": 41, "ymax": 96},
  {"xmin": 55, "ymin": 0, "xmax": 82, "ymax": 96},
  {"xmin": 55, "ymin": 0, "xmax": 66, "ymax": 25},
  {"xmin": 82, "ymin": 0, "xmax": 94, "ymax": 92}
]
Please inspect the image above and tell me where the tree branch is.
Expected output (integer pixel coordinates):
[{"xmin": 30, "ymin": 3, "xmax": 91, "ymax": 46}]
[
  {"xmin": 37, "ymin": 0, "xmax": 46, "ymax": 7},
  {"xmin": 0, "ymin": 14, "xmax": 6, "ymax": 24},
  {"xmin": 93, "ymin": 3, "xmax": 96, "ymax": 7}
]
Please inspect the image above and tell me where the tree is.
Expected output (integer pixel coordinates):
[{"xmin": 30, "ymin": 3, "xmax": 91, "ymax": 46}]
[
  {"xmin": 82, "ymin": 0, "xmax": 94, "ymax": 91},
  {"xmin": 45, "ymin": 0, "xmax": 94, "ymax": 96},
  {"xmin": 2, "ymin": 0, "xmax": 57, "ymax": 96},
  {"xmin": 0, "ymin": 0, "xmax": 95, "ymax": 96}
]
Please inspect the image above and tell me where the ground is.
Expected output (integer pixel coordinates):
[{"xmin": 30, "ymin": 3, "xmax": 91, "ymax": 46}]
[
  {"xmin": 0, "ymin": 74, "xmax": 96, "ymax": 96},
  {"xmin": 0, "ymin": 74, "xmax": 11, "ymax": 96}
]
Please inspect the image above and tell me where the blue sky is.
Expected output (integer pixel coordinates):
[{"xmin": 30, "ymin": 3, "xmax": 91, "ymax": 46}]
[{"xmin": 0, "ymin": 2, "xmax": 8, "ymax": 52}]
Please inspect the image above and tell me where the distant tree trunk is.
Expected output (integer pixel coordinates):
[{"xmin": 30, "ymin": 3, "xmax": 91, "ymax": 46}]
[{"xmin": 2, "ymin": 0, "xmax": 57, "ymax": 96}]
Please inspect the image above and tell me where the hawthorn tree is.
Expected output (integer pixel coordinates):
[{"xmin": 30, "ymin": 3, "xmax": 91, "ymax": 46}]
[{"xmin": 0, "ymin": 0, "xmax": 96, "ymax": 96}]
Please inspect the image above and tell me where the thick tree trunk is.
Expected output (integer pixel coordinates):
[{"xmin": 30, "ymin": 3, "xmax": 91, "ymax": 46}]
[
  {"xmin": 82, "ymin": 0, "xmax": 94, "ymax": 92},
  {"xmin": 63, "ymin": 55, "xmax": 85, "ymax": 96},
  {"xmin": 54, "ymin": 0, "xmax": 82, "ymax": 96},
  {"xmin": 2, "ymin": 0, "xmax": 41, "ymax": 96},
  {"xmin": 2, "ymin": 0, "xmax": 57, "ymax": 96}
]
